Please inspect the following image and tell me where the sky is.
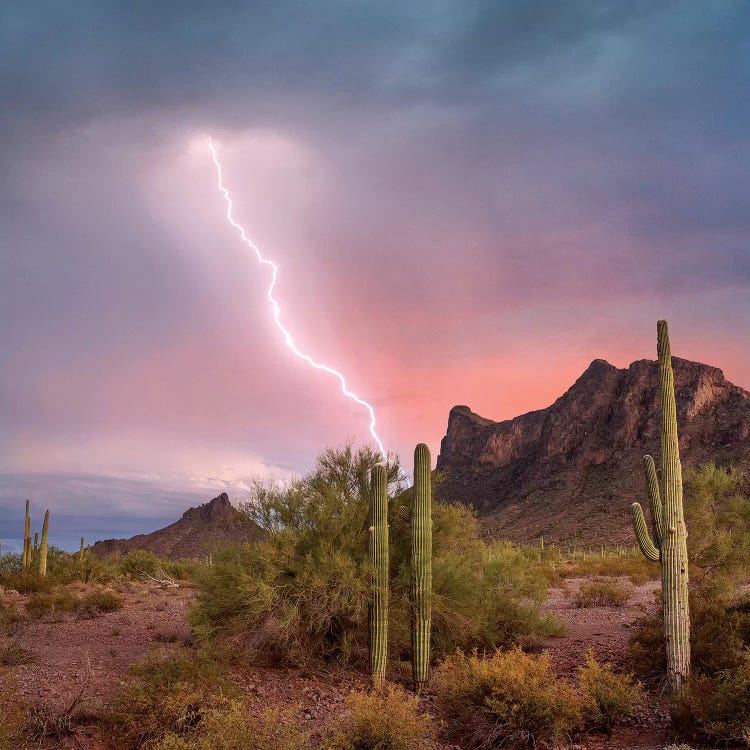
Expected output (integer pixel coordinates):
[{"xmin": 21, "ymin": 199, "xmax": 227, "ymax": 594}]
[{"xmin": 1, "ymin": 1, "xmax": 749, "ymax": 550}]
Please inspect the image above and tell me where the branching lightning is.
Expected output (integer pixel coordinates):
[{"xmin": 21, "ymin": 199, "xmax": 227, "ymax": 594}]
[{"xmin": 208, "ymin": 137, "xmax": 385, "ymax": 456}]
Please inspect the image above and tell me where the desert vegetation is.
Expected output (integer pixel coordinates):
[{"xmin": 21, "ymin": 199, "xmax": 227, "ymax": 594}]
[{"xmin": 2, "ymin": 321, "xmax": 749, "ymax": 748}]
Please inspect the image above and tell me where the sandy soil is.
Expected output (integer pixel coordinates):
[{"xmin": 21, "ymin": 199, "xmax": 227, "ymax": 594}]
[{"xmin": 1, "ymin": 575, "xmax": 676, "ymax": 749}]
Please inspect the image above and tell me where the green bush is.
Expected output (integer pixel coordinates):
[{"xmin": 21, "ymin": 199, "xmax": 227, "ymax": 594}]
[
  {"xmin": 435, "ymin": 648, "xmax": 582, "ymax": 748},
  {"xmin": 573, "ymin": 580, "xmax": 632, "ymax": 608},
  {"xmin": 578, "ymin": 652, "xmax": 643, "ymax": 734},
  {"xmin": 672, "ymin": 655, "xmax": 750, "ymax": 746},
  {"xmin": 119, "ymin": 549, "xmax": 161, "ymax": 579},
  {"xmin": 191, "ymin": 446, "xmax": 559, "ymax": 667},
  {"xmin": 151, "ymin": 700, "xmax": 307, "ymax": 750},
  {"xmin": 322, "ymin": 684, "xmax": 434, "ymax": 750}
]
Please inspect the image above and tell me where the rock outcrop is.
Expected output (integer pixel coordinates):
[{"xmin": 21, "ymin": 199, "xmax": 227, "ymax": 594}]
[
  {"xmin": 436, "ymin": 358, "xmax": 750, "ymax": 545},
  {"xmin": 91, "ymin": 492, "xmax": 262, "ymax": 559}
]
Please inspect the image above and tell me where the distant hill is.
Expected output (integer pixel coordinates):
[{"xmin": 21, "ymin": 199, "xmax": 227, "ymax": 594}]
[
  {"xmin": 91, "ymin": 492, "xmax": 262, "ymax": 559},
  {"xmin": 436, "ymin": 357, "xmax": 750, "ymax": 546}
]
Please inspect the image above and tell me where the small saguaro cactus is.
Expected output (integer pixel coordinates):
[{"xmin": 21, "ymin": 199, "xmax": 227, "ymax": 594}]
[
  {"xmin": 410, "ymin": 443, "xmax": 432, "ymax": 692},
  {"xmin": 33, "ymin": 531, "xmax": 39, "ymax": 560},
  {"xmin": 23, "ymin": 499, "xmax": 31, "ymax": 569},
  {"xmin": 39, "ymin": 510, "xmax": 50, "ymax": 578},
  {"xmin": 630, "ymin": 320, "xmax": 691, "ymax": 690},
  {"xmin": 368, "ymin": 463, "xmax": 389, "ymax": 684}
]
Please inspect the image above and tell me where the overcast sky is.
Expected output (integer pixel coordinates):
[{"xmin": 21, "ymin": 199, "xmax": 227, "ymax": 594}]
[{"xmin": 1, "ymin": 1, "xmax": 749, "ymax": 549}]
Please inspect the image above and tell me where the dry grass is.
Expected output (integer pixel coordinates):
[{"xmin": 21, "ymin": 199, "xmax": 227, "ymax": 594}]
[
  {"xmin": 566, "ymin": 554, "xmax": 658, "ymax": 585},
  {"xmin": 573, "ymin": 579, "xmax": 633, "ymax": 608}
]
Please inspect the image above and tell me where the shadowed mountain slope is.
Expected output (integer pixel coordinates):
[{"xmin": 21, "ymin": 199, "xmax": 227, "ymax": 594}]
[
  {"xmin": 91, "ymin": 492, "xmax": 261, "ymax": 559},
  {"xmin": 436, "ymin": 357, "xmax": 750, "ymax": 545}
]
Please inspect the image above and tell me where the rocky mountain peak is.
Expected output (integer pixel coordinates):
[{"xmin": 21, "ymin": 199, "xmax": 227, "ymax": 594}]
[{"xmin": 436, "ymin": 356, "xmax": 750, "ymax": 545}]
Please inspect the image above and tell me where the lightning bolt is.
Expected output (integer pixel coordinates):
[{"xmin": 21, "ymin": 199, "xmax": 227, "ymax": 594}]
[{"xmin": 208, "ymin": 137, "xmax": 385, "ymax": 457}]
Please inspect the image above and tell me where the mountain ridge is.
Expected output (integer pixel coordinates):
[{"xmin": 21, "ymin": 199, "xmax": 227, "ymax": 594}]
[
  {"xmin": 91, "ymin": 492, "xmax": 262, "ymax": 559},
  {"xmin": 436, "ymin": 356, "xmax": 750, "ymax": 545}
]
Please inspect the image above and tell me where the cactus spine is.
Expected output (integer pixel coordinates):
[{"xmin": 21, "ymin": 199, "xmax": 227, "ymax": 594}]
[
  {"xmin": 38, "ymin": 511, "xmax": 50, "ymax": 577},
  {"xmin": 368, "ymin": 463, "xmax": 389, "ymax": 684},
  {"xmin": 630, "ymin": 320, "xmax": 690, "ymax": 690},
  {"xmin": 22, "ymin": 499, "xmax": 31, "ymax": 569},
  {"xmin": 410, "ymin": 443, "xmax": 432, "ymax": 691}
]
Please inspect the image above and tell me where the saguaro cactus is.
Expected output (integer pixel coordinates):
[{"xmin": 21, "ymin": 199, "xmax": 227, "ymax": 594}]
[
  {"xmin": 630, "ymin": 320, "xmax": 691, "ymax": 690},
  {"xmin": 39, "ymin": 511, "xmax": 50, "ymax": 578},
  {"xmin": 368, "ymin": 463, "xmax": 389, "ymax": 684},
  {"xmin": 22, "ymin": 499, "xmax": 31, "ymax": 569},
  {"xmin": 410, "ymin": 443, "xmax": 432, "ymax": 692}
]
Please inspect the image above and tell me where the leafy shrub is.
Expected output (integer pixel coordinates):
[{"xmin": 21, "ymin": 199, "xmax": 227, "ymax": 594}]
[
  {"xmin": 106, "ymin": 648, "xmax": 229, "ymax": 749},
  {"xmin": 573, "ymin": 580, "xmax": 632, "ymax": 608},
  {"xmin": 119, "ymin": 549, "xmax": 161, "ymax": 579},
  {"xmin": 578, "ymin": 652, "xmax": 642, "ymax": 734},
  {"xmin": 191, "ymin": 446, "xmax": 559, "ymax": 667},
  {"xmin": 151, "ymin": 700, "xmax": 307, "ymax": 750},
  {"xmin": 435, "ymin": 648, "xmax": 582, "ymax": 748},
  {"xmin": 672, "ymin": 655, "xmax": 750, "ymax": 746},
  {"xmin": 322, "ymin": 684, "xmax": 434, "ymax": 750}
]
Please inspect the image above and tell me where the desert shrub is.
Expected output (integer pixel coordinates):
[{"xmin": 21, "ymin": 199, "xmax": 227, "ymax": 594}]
[
  {"xmin": 322, "ymin": 684, "xmax": 434, "ymax": 750},
  {"xmin": 568, "ymin": 554, "xmax": 657, "ymax": 585},
  {"xmin": 25, "ymin": 589, "xmax": 77, "ymax": 619},
  {"xmin": 150, "ymin": 700, "xmax": 307, "ymax": 750},
  {"xmin": 574, "ymin": 580, "xmax": 632, "ymax": 608},
  {"xmin": 0, "ymin": 638, "xmax": 33, "ymax": 666},
  {"xmin": 191, "ymin": 446, "xmax": 559, "ymax": 667},
  {"xmin": 0, "ymin": 669, "xmax": 26, "ymax": 750},
  {"xmin": 106, "ymin": 647, "xmax": 229, "ymax": 749},
  {"xmin": 672, "ymin": 655, "xmax": 750, "ymax": 746},
  {"xmin": 119, "ymin": 549, "xmax": 161, "ymax": 579},
  {"xmin": 578, "ymin": 652, "xmax": 643, "ymax": 734},
  {"xmin": 75, "ymin": 590, "xmax": 123, "ymax": 617},
  {"xmin": 435, "ymin": 648, "xmax": 582, "ymax": 748}
]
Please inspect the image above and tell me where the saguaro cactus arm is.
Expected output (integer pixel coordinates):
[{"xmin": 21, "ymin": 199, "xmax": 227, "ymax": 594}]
[
  {"xmin": 631, "ymin": 503, "xmax": 660, "ymax": 562},
  {"xmin": 643, "ymin": 455, "xmax": 664, "ymax": 548}
]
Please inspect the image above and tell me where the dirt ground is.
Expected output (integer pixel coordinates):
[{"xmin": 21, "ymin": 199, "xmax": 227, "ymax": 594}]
[{"xmin": 1, "ymin": 576, "xmax": 676, "ymax": 750}]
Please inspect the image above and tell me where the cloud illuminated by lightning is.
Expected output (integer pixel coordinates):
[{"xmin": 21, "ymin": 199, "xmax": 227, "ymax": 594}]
[{"xmin": 207, "ymin": 137, "xmax": 385, "ymax": 456}]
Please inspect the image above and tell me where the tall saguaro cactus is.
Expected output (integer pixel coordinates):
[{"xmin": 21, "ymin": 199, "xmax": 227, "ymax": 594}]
[
  {"xmin": 368, "ymin": 463, "xmax": 389, "ymax": 684},
  {"xmin": 410, "ymin": 443, "xmax": 432, "ymax": 692},
  {"xmin": 39, "ymin": 511, "xmax": 50, "ymax": 578},
  {"xmin": 630, "ymin": 320, "xmax": 691, "ymax": 690}
]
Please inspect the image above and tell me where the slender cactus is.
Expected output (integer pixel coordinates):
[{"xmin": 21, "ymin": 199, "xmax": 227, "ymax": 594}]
[
  {"xmin": 410, "ymin": 443, "xmax": 432, "ymax": 692},
  {"xmin": 22, "ymin": 499, "xmax": 31, "ymax": 569},
  {"xmin": 630, "ymin": 320, "xmax": 690, "ymax": 690},
  {"xmin": 38, "ymin": 511, "xmax": 50, "ymax": 577},
  {"xmin": 33, "ymin": 531, "xmax": 39, "ymax": 560},
  {"xmin": 368, "ymin": 463, "xmax": 389, "ymax": 684}
]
